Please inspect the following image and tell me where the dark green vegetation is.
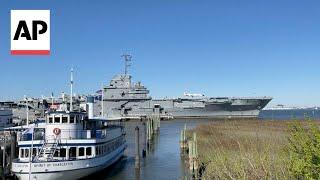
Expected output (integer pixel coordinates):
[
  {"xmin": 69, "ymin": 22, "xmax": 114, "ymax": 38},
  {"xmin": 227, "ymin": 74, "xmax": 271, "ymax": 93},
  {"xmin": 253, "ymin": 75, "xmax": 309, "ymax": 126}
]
[{"xmin": 188, "ymin": 120, "xmax": 320, "ymax": 179}]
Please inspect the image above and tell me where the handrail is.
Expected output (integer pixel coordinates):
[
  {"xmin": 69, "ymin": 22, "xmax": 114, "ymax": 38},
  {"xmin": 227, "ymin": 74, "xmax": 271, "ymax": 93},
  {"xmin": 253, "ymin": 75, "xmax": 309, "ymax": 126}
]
[{"xmin": 34, "ymin": 135, "xmax": 60, "ymax": 161}]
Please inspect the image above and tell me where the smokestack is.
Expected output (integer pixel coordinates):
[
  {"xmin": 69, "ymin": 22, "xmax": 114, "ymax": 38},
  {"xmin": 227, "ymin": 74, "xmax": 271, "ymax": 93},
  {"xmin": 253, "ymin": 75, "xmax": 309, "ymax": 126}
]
[{"xmin": 87, "ymin": 96, "xmax": 94, "ymax": 119}]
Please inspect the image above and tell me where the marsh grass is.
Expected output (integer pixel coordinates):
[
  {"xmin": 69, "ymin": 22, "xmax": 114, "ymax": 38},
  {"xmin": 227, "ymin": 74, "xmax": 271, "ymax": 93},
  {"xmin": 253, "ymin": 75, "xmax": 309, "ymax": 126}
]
[{"xmin": 189, "ymin": 120, "xmax": 320, "ymax": 180}]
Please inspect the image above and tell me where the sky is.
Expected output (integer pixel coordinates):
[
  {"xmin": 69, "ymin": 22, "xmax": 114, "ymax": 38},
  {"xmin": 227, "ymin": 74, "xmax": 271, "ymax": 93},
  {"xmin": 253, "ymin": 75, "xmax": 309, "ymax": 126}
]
[{"xmin": 0, "ymin": 0, "xmax": 320, "ymax": 107}]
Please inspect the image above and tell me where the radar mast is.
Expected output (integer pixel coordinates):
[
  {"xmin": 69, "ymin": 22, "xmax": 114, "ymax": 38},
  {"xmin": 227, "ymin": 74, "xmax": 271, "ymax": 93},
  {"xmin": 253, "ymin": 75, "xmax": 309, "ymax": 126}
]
[{"xmin": 121, "ymin": 54, "xmax": 132, "ymax": 75}]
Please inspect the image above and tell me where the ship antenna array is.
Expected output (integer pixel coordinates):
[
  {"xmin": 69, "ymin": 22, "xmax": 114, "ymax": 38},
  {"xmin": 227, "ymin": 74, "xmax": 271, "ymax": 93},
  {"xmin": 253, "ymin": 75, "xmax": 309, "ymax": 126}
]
[
  {"xmin": 70, "ymin": 67, "xmax": 74, "ymax": 112},
  {"xmin": 121, "ymin": 54, "xmax": 132, "ymax": 75}
]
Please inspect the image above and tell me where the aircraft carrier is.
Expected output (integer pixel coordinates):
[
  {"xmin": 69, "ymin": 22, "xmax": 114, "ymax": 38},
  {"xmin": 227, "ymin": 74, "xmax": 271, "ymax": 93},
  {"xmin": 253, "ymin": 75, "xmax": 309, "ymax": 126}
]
[{"xmin": 100, "ymin": 55, "xmax": 272, "ymax": 119}]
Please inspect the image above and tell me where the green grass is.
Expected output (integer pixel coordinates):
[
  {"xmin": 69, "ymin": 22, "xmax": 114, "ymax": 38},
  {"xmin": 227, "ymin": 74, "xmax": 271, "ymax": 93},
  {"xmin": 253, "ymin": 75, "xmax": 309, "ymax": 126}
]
[{"xmin": 188, "ymin": 120, "xmax": 320, "ymax": 179}]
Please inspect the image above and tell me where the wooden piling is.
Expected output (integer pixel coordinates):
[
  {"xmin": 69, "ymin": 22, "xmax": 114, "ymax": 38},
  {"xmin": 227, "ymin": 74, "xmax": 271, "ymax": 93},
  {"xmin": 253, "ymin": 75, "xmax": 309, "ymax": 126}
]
[
  {"xmin": 10, "ymin": 132, "xmax": 16, "ymax": 163},
  {"xmin": 193, "ymin": 132, "xmax": 199, "ymax": 173},
  {"xmin": 179, "ymin": 124, "xmax": 188, "ymax": 149},
  {"xmin": 2, "ymin": 137, "xmax": 6, "ymax": 180},
  {"xmin": 144, "ymin": 114, "xmax": 161, "ymax": 155},
  {"xmin": 186, "ymin": 132, "xmax": 199, "ymax": 178},
  {"xmin": 135, "ymin": 126, "xmax": 140, "ymax": 169},
  {"xmin": 142, "ymin": 122, "xmax": 147, "ymax": 158}
]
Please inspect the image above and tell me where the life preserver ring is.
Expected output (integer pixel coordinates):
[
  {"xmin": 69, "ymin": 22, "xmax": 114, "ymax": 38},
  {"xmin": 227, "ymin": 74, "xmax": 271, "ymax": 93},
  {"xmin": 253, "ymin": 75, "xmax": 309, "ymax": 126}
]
[{"xmin": 53, "ymin": 128, "xmax": 61, "ymax": 135}]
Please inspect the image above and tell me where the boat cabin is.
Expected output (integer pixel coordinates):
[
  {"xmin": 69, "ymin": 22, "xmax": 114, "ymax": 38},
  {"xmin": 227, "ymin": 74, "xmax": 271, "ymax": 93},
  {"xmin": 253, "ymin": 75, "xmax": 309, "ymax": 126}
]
[{"xmin": 16, "ymin": 111, "xmax": 125, "ymax": 162}]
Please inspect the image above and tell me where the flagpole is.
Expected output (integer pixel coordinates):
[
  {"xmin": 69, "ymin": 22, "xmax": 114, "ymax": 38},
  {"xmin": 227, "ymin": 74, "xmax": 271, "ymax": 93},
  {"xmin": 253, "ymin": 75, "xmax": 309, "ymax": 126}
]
[
  {"xmin": 51, "ymin": 93, "xmax": 54, "ymax": 107},
  {"xmin": 70, "ymin": 68, "xmax": 73, "ymax": 112},
  {"xmin": 28, "ymin": 129, "xmax": 34, "ymax": 180},
  {"xmin": 101, "ymin": 84, "xmax": 104, "ymax": 118},
  {"xmin": 25, "ymin": 96, "xmax": 29, "ymax": 126}
]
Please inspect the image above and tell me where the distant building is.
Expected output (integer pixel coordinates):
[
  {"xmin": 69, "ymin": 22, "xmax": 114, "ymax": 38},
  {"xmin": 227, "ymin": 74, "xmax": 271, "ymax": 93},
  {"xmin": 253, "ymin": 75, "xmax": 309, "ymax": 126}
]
[{"xmin": 0, "ymin": 109, "xmax": 13, "ymax": 129}]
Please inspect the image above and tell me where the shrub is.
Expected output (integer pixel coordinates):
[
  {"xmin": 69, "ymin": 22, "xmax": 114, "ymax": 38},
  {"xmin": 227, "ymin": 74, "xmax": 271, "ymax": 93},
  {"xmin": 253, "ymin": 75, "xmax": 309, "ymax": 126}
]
[{"xmin": 287, "ymin": 122, "xmax": 320, "ymax": 179}]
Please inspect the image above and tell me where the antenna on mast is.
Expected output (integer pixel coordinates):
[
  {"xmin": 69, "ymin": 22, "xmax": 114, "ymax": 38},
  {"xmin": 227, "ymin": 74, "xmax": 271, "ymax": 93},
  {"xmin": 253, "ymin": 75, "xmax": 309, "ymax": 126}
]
[
  {"xmin": 121, "ymin": 54, "xmax": 132, "ymax": 75},
  {"xmin": 70, "ymin": 67, "xmax": 74, "ymax": 112},
  {"xmin": 24, "ymin": 95, "xmax": 29, "ymax": 126}
]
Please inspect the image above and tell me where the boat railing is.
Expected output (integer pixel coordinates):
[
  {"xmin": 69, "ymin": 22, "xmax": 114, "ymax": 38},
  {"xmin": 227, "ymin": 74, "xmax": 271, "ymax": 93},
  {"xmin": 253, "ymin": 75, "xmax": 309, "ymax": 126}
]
[
  {"xmin": 17, "ymin": 127, "xmax": 122, "ymax": 141},
  {"xmin": 18, "ymin": 131, "xmax": 45, "ymax": 141},
  {"xmin": 60, "ymin": 129, "xmax": 108, "ymax": 140}
]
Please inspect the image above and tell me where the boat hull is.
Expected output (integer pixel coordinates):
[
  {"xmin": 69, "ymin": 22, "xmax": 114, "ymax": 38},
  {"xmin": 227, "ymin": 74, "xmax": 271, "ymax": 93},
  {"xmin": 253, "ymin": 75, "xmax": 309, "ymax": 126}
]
[{"xmin": 12, "ymin": 144, "xmax": 126, "ymax": 180}]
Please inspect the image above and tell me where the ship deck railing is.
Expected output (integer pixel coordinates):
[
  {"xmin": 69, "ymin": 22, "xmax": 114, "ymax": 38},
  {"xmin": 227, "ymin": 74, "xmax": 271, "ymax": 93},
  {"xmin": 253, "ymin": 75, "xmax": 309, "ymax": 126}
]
[{"xmin": 18, "ymin": 127, "xmax": 123, "ymax": 142}]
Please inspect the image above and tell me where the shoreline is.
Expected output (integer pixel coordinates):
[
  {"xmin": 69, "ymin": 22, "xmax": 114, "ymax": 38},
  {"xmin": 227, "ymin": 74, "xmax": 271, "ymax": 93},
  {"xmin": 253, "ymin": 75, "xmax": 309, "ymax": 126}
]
[{"xmin": 180, "ymin": 119, "xmax": 320, "ymax": 179}]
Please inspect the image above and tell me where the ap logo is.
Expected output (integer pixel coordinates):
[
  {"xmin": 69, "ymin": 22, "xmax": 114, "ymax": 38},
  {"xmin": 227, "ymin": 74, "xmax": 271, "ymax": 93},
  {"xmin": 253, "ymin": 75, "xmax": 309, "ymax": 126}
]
[{"xmin": 11, "ymin": 10, "xmax": 50, "ymax": 55}]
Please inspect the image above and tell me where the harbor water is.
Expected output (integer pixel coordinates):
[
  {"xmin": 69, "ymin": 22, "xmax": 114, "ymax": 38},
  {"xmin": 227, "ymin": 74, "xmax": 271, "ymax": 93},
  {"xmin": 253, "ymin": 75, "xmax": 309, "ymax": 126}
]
[
  {"xmin": 87, "ymin": 119, "xmax": 211, "ymax": 180},
  {"xmin": 259, "ymin": 109, "xmax": 320, "ymax": 120},
  {"xmin": 82, "ymin": 109, "xmax": 320, "ymax": 180}
]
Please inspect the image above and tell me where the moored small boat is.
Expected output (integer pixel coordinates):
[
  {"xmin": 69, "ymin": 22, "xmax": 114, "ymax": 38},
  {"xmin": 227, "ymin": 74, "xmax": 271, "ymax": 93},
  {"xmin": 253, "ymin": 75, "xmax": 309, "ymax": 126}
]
[{"xmin": 10, "ymin": 96, "xmax": 127, "ymax": 180}]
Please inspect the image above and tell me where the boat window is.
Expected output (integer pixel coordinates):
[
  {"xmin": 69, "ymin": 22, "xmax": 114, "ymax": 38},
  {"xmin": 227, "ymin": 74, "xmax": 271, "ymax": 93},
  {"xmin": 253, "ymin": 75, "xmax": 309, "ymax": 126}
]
[
  {"xmin": 79, "ymin": 147, "xmax": 84, "ymax": 156},
  {"xmin": 25, "ymin": 149, "xmax": 29, "ymax": 158},
  {"xmin": 96, "ymin": 146, "xmax": 100, "ymax": 155},
  {"xmin": 60, "ymin": 148, "xmax": 66, "ymax": 157},
  {"xmin": 98, "ymin": 146, "xmax": 101, "ymax": 156},
  {"xmin": 62, "ymin": 116, "xmax": 68, "ymax": 123},
  {"xmin": 53, "ymin": 151, "xmax": 59, "ymax": 157},
  {"xmin": 20, "ymin": 149, "xmax": 24, "ymax": 158},
  {"xmin": 70, "ymin": 116, "xmax": 75, "ymax": 123},
  {"xmin": 69, "ymin": 147, "xmax": 76, "ymax": 159},
  {"xmin": 54, "ymin": 116, "xmax": 60, "ymax": 123},
  {"xmin": 86, "ymin": 147, "xmax": 92, "ymax": 156},
  {"xmin": 32, "ymin": 148, "xmax": 37, "ymax": 156},
  {"xmin": 76, "ymin": 116, "xmax": 80, "ymax": 123},
  {"xmin": 49, "ymin": 117, "xmax": 53, "ymax": 123}
]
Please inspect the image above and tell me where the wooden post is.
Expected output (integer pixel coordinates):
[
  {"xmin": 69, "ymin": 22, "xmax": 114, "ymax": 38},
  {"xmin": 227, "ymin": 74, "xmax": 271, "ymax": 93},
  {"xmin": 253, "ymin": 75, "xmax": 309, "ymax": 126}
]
[
  {"xmin": 150, "ymin": 117, "xmax": 153, "ymax": 136},
  {"xmin": 135, "ymin": 168, "xmax": 140, "ymax": 180},
  {"xmin": 135, "ymin": 126, "xmax": 140, "ymax": 169},
  {"xmin": 148, "ymin": 118, "xmax": 152, "ymax": 141},
  {"xmin": 180, "ymin": 131, "xmax": 183, "ymax": 149},
  {"xmin": 188, "ymin": 140, "xmax": 194, "ymax": 171},
  {"xmin": 146, "ymin": 120, "xmax": 150, "ymax": 142},
  {"xmin": 11, "ymin": 132, "xmax": 17, "ymax": 163},
  {"xmin": 157, "ymin": 114, "xmax": 160, "ymax": 129},
  {"xmin": 193, "ymin": 132, "xmax": 199, "ymax": 177},
  {"xmin": 142, "ymin": 122, "xmax": 146, "ymax": 158},
  {"xmin": 2, "ymin": 137, "xmax": 6, "ymax": 180}
]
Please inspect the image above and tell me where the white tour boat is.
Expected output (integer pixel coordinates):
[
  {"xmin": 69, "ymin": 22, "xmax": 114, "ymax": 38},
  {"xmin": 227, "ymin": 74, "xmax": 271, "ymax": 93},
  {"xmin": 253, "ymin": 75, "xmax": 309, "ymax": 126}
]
[{"xmin": 10, "ymin": 96, "xmax": 127, "ymax": 180}]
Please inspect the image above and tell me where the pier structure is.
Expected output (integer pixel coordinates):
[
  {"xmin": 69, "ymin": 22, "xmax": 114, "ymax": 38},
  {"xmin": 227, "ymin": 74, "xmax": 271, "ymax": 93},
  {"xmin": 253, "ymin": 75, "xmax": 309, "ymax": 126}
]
[
  {"xmin": 179, "ymin": 126, "xmax": 199, "ymax": 179},
  {"xmin": 0, "ymin": 131, "xmax": 17, "ymax": 180},
  {"xmin": 135, "ymin": 126, "xmax": 140, "ymax": 169},
  {"xmin": 142, "ymin": 114, "xmax": 160, "ymax": 155},
  {"xmin": 188, "ymin": 132, "xmax": 199, "ymax": 177},
  {"xmin": 179, "ymin": 124, "xmax": 187, "ymax": 150},
  {"xmin": 145, "ymin": 114, "xmax": 160, "ymax": 142}
]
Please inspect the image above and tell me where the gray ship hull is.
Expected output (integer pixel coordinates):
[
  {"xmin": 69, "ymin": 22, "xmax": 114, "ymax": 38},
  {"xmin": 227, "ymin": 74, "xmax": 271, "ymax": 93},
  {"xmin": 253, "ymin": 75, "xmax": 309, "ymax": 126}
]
[
  {"xmin": 163, "ymin": 108, "xmax": 260, "ymax": 118},
  {"xmin": 145, "ymin": 97, "xmax": 271, "ymax": 119},
  {"xmin": 102, "ymin": 96, "xmax": 271, "ymax": 119}
]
